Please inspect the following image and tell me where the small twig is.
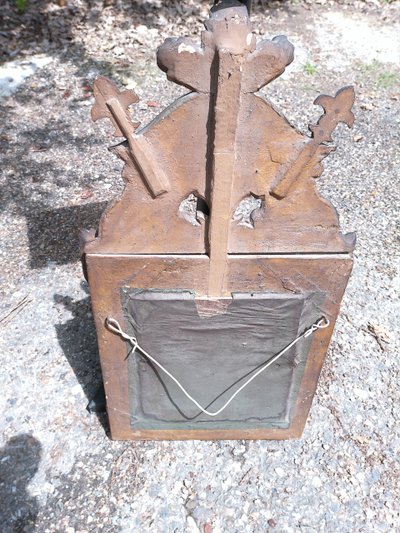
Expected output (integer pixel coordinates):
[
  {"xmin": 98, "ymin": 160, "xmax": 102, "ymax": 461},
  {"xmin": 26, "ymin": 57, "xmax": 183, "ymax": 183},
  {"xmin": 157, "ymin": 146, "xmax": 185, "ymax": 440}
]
[
  {"xmin": 108, "ymin": 445, "xmax": 139, "ymax": 493},
  {"xmin": 238, "ymin": 467, "xmax": 252, "ymax": 485},
  {"xmin": 30, "ymin": 146, "xmax": 49, "ymax": 152},
  {"xmin": 0, "ymin": 295, "xmax": 32, "ymax": 327},
  {"xmin": 364, "ymin": 322, "xmax": 391, "ymax": 351}
]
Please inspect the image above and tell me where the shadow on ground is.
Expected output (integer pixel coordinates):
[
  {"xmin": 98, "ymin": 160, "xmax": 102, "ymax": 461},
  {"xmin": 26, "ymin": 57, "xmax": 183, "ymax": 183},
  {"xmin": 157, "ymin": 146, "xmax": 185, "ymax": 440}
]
[
  {"xmin": 26, "ymin": 202, "xmax": 107, "ymax": 268},
  {"xmin": 0, "ymin": 94, "xmax": 112, "ymax": 269},
  {"xmin": 54, "ymin": 292, "xmax": 109, "ymax": 434},
  {"xmin": 0, "ymin": 0, "xmax": 206, "ymax": 65},
  {"xmin": 0, "ymin": 434, "xmax": 41, "ymax": 532},
  {"xmin": 0, "ymin": 0, "xmax": 297, "ymax": 64}
]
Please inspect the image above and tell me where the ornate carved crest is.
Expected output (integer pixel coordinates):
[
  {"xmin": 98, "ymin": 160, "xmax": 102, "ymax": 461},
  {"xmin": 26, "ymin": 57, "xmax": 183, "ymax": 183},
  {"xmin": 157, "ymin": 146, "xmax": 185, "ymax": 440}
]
[{"xmin": 86, "ymin": 1, "xmax": 355, "ymax": 297}]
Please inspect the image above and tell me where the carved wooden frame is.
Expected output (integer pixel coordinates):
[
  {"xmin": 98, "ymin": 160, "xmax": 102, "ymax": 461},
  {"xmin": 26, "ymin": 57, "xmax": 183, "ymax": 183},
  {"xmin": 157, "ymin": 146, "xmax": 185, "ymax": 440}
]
[{"xmin": 83, "ymin": 2, "xmax": 355, "ymax": 440}]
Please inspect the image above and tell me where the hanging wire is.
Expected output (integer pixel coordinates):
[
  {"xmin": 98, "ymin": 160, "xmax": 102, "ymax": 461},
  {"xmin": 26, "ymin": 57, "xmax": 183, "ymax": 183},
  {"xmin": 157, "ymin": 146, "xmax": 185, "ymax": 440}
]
[{"xmin": 106, "ymin": 316, "xmax": 329, "ymax": 417}]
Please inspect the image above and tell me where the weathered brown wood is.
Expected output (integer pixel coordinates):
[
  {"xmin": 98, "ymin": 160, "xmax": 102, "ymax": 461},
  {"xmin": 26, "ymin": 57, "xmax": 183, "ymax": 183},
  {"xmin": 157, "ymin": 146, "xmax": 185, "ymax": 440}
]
[
  {"xmin": 83, "ymin": 1, "xmax": 356, "ymax": 440},
  {"xmin": 208, "ymin": 50, "xmax": 243, "ymax": 296},
  {"xmin": 86, "ymin": 254, "xmax": 352, "ymax": 440},
  {"xmin": 86, "ymin": 2, "xmax": 356, "ymax": 257}
]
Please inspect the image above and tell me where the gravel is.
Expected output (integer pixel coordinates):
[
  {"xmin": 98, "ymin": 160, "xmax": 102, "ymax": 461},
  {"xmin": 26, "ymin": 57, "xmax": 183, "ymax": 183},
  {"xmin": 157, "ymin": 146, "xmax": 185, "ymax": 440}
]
[{"xmin": 1, "ymin": 1, "xmax": 399, "ymax": 532}]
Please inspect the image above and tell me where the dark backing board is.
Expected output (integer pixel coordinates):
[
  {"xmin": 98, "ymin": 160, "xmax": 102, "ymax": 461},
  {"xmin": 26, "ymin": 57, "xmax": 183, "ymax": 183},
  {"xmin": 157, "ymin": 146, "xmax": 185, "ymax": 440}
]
[{"xmin": 123, "ymin": 289, "xmax": 324, "ymax": 431}]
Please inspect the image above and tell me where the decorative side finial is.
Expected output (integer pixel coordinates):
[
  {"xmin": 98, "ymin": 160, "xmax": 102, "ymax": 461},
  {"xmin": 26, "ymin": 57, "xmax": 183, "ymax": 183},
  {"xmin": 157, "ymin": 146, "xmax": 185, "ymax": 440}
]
[
  {"xmin": 91, "ymin": 77, "xmax": 170, "ymax": 197},
  {"xmin": 271, "ymin": 86, "xmax": 355, "ymax": 199}
]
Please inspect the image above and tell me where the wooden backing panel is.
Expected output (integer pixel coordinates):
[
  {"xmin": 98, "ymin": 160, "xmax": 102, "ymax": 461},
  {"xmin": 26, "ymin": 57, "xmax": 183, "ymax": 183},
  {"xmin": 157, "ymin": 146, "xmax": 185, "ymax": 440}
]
[
  {"xmin": 228, "ymin": 93, "xmax": 354, "ymax": 253},
  {"xmin": 86, "ymin": 94, "xmax": 354, "ymax": 257},
  {"xmin": 86, "ymin": 254, "xmax": 352, "ymax": 440},
  {"xmin": 87, "ymin": 93, "xmax": 210, "ymax": 255}
]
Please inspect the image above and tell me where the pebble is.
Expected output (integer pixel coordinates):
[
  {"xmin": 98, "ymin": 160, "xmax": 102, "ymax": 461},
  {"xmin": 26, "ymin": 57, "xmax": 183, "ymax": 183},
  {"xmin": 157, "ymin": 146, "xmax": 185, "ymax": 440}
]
[
  {"xmin": 312, "ymin": 476, "xmax": 323, "ymax": 488},
  {"xmin": 186, "ymin": 516, "xmax": 201, "ymax": 533}
]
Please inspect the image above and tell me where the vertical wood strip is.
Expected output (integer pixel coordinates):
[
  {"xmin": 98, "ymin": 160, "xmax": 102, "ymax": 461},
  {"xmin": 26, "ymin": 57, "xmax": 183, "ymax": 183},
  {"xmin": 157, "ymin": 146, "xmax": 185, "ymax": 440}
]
[{"xmin": 208, "ymin": 50, "xmax": 243, "ymax": 297}]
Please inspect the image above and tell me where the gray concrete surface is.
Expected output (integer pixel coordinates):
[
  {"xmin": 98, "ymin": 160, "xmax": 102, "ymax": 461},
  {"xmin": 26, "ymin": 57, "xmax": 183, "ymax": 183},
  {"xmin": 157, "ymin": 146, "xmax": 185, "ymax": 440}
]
[{"xmin": 0, "ymin": 1, "xmax": 399, "ymax": 531}]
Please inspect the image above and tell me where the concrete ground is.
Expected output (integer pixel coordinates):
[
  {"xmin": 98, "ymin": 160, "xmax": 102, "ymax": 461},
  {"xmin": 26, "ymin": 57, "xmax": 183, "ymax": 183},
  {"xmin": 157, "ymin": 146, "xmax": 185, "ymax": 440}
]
[{"xmin": 0, "ymin": 1, "xmax": 399, "ymax": 531}]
